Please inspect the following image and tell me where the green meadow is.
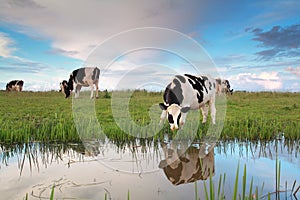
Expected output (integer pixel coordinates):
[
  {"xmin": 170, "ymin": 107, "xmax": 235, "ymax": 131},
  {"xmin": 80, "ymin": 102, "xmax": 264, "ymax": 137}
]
[{"xmin": 0, "ymin": 90, "xmax": 299, "ymax": 144}]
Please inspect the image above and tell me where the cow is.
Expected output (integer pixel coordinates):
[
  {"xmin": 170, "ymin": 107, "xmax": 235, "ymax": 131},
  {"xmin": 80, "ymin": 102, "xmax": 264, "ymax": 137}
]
[
  {"xmin": 6, "ymin": 80, "xmax": 24, "ymax": 92},
  {"xmin": 59, "ymin": 80, "xmax": 68, "ymax": 93},
  {"xmin": 159, "ymin": 142, "xmax": 215, "ymax": 185},
  {"xmin": 159, "ymin": 74, "xmax": 217, "ymax": 131},
  {"xmin": 62, "ymin": 67, "xmax": 100, "ymax": 99},
  {"xmin": 216, "ymin": 78, "xmax": 233, "ymax": 95}
]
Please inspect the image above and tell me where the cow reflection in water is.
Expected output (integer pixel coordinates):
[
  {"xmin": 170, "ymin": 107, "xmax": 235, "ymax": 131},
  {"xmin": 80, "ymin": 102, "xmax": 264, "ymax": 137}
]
[{"xmin": 159, "ymin": 142, "xmax": 215, "ymax": 185}]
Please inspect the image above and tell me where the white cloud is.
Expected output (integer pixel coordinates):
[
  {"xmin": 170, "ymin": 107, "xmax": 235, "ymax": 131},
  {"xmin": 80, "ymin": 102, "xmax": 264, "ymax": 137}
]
[
  {"xmin": 0, "ymin": 32, "xmax": 16, "ymax": 57},
  {"xmin": 0, "ymin": 0, "xmax": 208, "ymax": 60},
  {"xmin": 230, "ymin": 71, "xmax": 282, "ymax": 91},
  {"xmin": 1, "ymin": 1, "xmax": 299, "ymax": 92},
  {"xmin": 286, "ymin": 66, "xmax": 300, "ymax": 78}
]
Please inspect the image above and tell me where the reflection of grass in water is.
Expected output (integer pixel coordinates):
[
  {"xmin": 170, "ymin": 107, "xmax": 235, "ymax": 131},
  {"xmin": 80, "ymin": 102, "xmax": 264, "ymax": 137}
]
[
  {"xmin": 25, "ymin": 160, "xmax": 299, "ymax": 200},
  {"xmin": 199, "ymin": 159, "xmax": 300, "ymax": 200},
  {"xmin": 24, "ymin": 178, "xmax": 111, "ymax": 200}
]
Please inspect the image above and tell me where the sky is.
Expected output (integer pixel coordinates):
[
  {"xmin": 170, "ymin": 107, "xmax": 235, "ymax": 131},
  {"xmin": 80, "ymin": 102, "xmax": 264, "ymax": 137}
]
[{"xmin": 0, "ymin": 0, "xmax": 300, "ymax": 92}]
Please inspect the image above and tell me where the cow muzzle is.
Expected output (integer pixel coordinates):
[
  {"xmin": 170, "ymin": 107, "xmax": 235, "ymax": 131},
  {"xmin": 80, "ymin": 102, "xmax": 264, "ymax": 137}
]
[{"xmin": 170, "ymin": 124, "xmax": 179, "ymax": 131}]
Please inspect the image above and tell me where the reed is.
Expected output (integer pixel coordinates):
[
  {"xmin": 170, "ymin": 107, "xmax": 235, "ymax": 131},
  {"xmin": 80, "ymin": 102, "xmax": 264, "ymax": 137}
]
[{"xmin": 200, "ymin": 163, "xmax": 269, "ymax": 200}]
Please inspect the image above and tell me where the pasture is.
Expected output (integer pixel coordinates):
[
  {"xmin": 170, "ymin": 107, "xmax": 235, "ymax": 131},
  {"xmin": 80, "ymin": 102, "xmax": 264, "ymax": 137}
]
[
  {"xmin": 0, "ymin": 90, "xmax": 299, "ymax": 143},
  {"xmin": 0, "ymin": 90, "xmax": 299, "ymax": 199}
]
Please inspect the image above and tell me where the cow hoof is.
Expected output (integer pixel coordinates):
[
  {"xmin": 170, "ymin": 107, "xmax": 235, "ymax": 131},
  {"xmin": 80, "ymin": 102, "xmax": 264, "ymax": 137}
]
[{"xmin": 96, "ymin": 96, "xmax": 99, "ymax": 99}]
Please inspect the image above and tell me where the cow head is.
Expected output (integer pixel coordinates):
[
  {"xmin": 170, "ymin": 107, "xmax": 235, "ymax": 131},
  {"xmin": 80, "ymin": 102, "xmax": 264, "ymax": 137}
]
[
  {"xmin": 59, "ymin": 80, "xmax": 71, "ymax": 98},
  {"xmin": 59, "ymin": 80, "xmax": 67, "ymax": 93},
  {"xmin": 5, "ymin": 83, "xmax": 10, "ymax": 91},
  {"xmin": 216, "ymin": 79, "xmax": 233, "ymax": 95},
  {"xmin": 224, "ymin": 80, "xmax": 233, "ymax": 94},
  {"xmin": 159, "ymin": 103, "xmax": 190, "ymax": 131},
  {"xmin": 61, "ymin": 74, "xmax": 75, "ymax": 98}
]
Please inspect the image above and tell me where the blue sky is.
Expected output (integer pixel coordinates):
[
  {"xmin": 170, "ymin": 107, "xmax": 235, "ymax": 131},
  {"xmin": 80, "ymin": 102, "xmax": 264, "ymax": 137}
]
[{"xmin": 0, "ymin": 0, "xmax": 299, "ymax": 91}]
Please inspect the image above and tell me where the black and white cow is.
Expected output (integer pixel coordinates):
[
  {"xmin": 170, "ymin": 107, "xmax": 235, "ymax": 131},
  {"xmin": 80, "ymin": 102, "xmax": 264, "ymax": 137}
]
[
  {"xmin": 6, "ymin": 80, "xmax": 24, "ymax": 92},
  {"xmin": 216, "ymin": 78, "xmax": 233, "ymax": 95},
  {"xmin": 159, "ymin": 143, "xmax": 215, "ymax": 185},
  {"xmin": 62, "ymin": 67, "xmax": 100, "ymax": 98},
  {"xmin": 59, "ymin": 80, "xmax": 68, "ymax": 93},
  {"xmin": 159, "ymin": 74, "xmax": 217, "ymax": 131}
]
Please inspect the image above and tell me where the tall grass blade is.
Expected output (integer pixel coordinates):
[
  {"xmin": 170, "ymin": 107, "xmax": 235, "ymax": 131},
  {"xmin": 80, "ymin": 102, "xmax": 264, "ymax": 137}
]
[
  {"xmin": 50, "ymin": 185, "xmax": 55, "ymax": 200},
  {"xmin": 127, "ymin": 189, "xmax": 130, "ymax": 200},
  {"xmin": 217, "ymin": 174, "xmax": 222, "ymax": 199},
  {"xmin": 249, "ymin": 177, "xmax": 253, "ymax": 200},
  {"xmin": 195, "ymin": 181, "xmax": 199, "ymax": 200},
  {"xmin": 210, "ymin": 169, "xmax": 214, "ymax": 200},
  {"xmin": 203, "ymin": 181, "xmax": 209, "ymax": 200},
  {"xmin": 242, "ymin": 164, "xmax": 247, "ymax": 200},
  {"xmin": 220, "ymin": 173, "xmax": 226, "ymax": 200},
  {"xmin": 260, "ymin": 182, "xmax": 265, "ymax": 198},
  {"xmin": 232, "ymin": 162, "xmax": 240, "ymax": 200}
]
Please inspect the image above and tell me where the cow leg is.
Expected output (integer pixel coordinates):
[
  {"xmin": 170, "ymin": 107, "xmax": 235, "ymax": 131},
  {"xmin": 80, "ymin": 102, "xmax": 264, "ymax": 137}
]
[
  {"xmin": 90, "ymin": 85, "xmax": 94, "ymax": 99},
  {"xmin": 201, "ymin": 104, "xmax": 209, "ymax": 124},
  {"xmin": 209, "ymin": 98, "xmax": 216, "ymax": 124},
  {"xmin": 95, "ymin": 81, "xmax": 99, "ymax": 99},
  {"xmin": 159, "ymin": 110, "xmax": 167, "ymax": 125},
  {"xmin": 75, "ymin": 85, "xmax": 81, "ymax": 98}
]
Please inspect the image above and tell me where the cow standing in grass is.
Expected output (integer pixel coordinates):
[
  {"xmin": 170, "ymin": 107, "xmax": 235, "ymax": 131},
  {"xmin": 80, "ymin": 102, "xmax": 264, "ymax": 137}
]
[
  {"xmin": 216, "ymin": 78, "xmax": 233, "ymax": 95},
  {"xmin": 6, "ymin": 80, "xmax": 24, "ymax": 92},
  {"xmin": 59, "ymin": 80, "xmax": 68, "ymax": 93},
  {"xmin": 62, "ymin": 67, "xmax": 100, "ymax": 99},
  {"xmin": 159, "ymin": 74, "xmax": 217, "ymax": 131}
]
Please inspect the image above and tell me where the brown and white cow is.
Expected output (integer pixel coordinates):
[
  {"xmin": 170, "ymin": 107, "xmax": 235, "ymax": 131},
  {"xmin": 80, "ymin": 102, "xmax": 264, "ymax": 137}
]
[
  {"xmin": 6, "ymin": 80, "xmax": 24, "ymax": 92},
  {"xmin": 159, "ymin": 142, "xmax": 215, "ymax": 185},
  {"xmin": 159, "ymin": 74, "xmax": 217, "ymax": 131},
  {"xmin": 62, "ymin": 67, "xmax": 100, "ymax": 99}
]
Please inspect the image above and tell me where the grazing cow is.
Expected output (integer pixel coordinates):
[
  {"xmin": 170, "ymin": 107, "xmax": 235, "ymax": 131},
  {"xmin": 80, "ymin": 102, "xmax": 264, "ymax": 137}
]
[
  {"xmin": 6, "ymin": 80, "xmax": 24, "ymax": 92},
  {"xmin": 159, "ymin": 143, "xmax": 215, "ymax": 185},
  {"xmin": 159, "ymin": 74, "xmax": 217, "ymax": 131},
  {"xmin": 62, "ymin": 67, "xmax": 100, "ymax": 98},
  {"xmin": 59, "ymin": 80, "xmax": 68, "ymax": 93},
  {"xmin": 216, "ymin": 78, "xmax": 233, "ymax": 95}
]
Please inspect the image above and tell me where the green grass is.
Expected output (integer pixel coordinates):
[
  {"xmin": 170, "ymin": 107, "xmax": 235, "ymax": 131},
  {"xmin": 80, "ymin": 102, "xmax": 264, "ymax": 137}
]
[{"xmin": 0, "ymin": 90, "xmax": 299, "ymax": 144}]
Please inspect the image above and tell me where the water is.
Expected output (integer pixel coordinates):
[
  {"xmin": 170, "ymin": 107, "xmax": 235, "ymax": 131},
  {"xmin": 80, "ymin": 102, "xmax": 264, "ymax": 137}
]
[{"xmin": 0, "ymin": 139, "xmax": 299, "ymax": 200}]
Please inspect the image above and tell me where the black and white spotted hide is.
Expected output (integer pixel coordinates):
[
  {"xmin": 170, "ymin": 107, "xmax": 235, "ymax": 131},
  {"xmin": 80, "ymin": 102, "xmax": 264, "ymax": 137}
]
[
  {"xmin": 159, "ymin": 74, "xmax": 217, "ymax": 130},
  {"xmin": 6, "ymin": 80, "xmax": 24, "ymax": 92},
  {"xmin": 63, "ymin": 67, "xmax": 100, "ymax": 99}
]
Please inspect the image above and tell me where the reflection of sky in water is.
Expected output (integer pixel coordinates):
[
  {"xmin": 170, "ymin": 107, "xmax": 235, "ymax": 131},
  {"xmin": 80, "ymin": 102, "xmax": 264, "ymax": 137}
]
[{"xmin": 0, "ymin": 140, "xmax": 299, "ymax": 199}]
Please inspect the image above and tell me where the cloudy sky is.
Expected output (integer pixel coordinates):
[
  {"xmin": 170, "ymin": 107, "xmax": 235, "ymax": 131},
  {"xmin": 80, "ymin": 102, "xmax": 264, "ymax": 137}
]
[{"xmin": 0, "ymin": 0, "xmax": 300, "ymax": 91}]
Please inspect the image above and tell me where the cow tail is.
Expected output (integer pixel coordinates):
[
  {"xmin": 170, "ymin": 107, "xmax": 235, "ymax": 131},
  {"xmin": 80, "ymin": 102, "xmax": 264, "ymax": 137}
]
[
  {"xmin": 93, "ymin": 67, "xmax": 100, "ymax": 80},
  {"xmin": 96, "ymin": 67, "xmax": 100, "ymax": 79}
]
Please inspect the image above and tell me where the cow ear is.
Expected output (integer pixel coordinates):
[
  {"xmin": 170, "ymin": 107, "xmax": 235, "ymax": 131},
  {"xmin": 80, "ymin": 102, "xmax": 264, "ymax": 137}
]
[
  {"xmin": 158, "ymin": 160, "xmax": 167, "ymax": 168},
  {"xmin": 181, "ymin": 106, "xmax": 190, "ymax": 113},
  {"xmin": 159, "ymin": 103, "xmax": 168, "ymax": 110},
  {"xmin": 179, "ymin": 156, "xmax": 190, "ymax": 163}
]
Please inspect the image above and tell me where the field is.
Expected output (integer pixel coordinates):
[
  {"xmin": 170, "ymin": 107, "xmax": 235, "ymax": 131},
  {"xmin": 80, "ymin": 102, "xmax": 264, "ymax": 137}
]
[
  {"xmin": 0, "ymin": 90, "xmax": 299, "ymax": 144},
  {"xmin": 1, "ymin": 90, "xmax": 300, "ymax": 199}
]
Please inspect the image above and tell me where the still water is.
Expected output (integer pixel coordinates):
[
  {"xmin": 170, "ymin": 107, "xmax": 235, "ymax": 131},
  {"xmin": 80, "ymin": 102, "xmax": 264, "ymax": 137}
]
[{"xmin": 0, "ymin": 139, "xmax": 299, "ymax": 200}]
